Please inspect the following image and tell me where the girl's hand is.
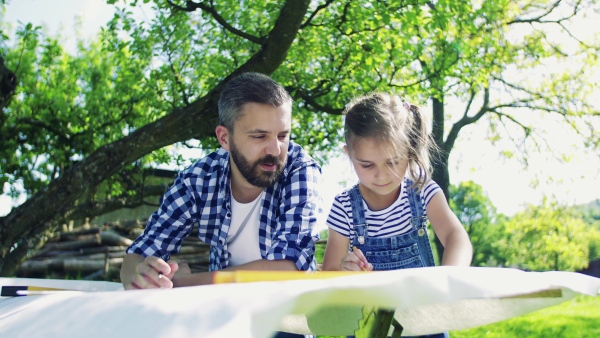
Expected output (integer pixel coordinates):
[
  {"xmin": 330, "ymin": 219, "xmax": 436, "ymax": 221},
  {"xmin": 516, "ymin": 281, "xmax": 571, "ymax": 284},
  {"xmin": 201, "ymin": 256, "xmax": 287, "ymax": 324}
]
[{"xmin": 340, "ymin": 247, "xmax": 373, "ymax": 271}]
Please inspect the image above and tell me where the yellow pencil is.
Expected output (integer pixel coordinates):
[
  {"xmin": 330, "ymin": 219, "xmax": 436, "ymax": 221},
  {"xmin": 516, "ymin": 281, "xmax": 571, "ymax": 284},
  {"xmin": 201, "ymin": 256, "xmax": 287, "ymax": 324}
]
[
  {"xmin": 213, "ymin": 270, "xmax": 369, "ymax": 284},
  {"xmin": 353, "ymin": 246, "xmax": 368, "ymax": 271},
  {"xmin": 0, "ymin": 286, "xmax": 72, "ymax": 297}
]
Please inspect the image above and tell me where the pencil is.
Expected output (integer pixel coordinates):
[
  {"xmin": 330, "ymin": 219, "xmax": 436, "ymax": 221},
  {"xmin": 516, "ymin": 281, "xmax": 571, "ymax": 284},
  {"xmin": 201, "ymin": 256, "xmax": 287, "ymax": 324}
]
[
  {"xmin": 0, "ymin": 286, "xmax": 72, "ymax": 297},
  {"xmin": 353, "ymin": 246, "xmax": 368, "ymax": 271},
  {"xmin": 15, "ymin": 290, "xmax": 83, "ymax": 296},
  {"xmin": 213, "ymin": 270, "xmax": 368, "ymax": 284}
]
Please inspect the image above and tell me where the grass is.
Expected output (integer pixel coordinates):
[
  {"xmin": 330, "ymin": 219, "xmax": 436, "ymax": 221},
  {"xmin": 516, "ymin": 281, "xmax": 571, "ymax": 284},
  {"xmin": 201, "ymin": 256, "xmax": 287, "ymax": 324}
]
[
  {"xmin": 450, "ymin": 295, "xmax": 600, "ymax": 338},
  {"xmin": 315, "ymin": 295, "xmax": 600, "ymax": 338}
]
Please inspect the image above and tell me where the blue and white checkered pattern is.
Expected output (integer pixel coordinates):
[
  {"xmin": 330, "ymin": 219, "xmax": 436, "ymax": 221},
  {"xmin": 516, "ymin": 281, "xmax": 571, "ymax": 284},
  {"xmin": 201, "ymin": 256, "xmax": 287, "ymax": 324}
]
[{"xmin": 127, "ymin": 141, "xmax": 323, "ymax": 271}]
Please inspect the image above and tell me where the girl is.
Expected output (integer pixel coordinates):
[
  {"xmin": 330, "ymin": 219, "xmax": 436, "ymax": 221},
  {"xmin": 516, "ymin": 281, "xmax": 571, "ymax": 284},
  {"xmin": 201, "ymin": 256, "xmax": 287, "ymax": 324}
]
[
  {"xmin": 322, "ymin": 92, "xmax": 472, "ymax": 278},
  {"xmin": 322, "ymin": 93, "xmax": 472, "ymax": 337}
]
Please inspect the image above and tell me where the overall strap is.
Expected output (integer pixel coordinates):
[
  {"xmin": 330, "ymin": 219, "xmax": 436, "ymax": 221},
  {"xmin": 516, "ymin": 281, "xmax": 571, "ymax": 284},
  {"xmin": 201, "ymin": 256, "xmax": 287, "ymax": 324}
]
[
  {"xmin": 348, "ymin": 184, "xmax": 368, "ymax": 246},
  {"xmin": 348, "ymin": 184, "xmax": 366, "ymax": 226},
  {"xmin": 406, "ymin": 179, "xmax": 426, "ymax": 232},
  {"xmin": 406, "ymin": 178, "xmax": 436, "ymax": 267}
]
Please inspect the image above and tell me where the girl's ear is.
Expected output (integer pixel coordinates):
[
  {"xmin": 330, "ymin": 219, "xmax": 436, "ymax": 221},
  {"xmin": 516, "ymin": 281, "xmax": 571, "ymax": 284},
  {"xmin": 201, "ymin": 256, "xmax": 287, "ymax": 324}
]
[
  {"xmin": 343, "ymin": 144, "xmax": 350, "ymax": 157},
  {"xmin": 215, "ymin": 125, "xmax": 231, "ymax": 151}
]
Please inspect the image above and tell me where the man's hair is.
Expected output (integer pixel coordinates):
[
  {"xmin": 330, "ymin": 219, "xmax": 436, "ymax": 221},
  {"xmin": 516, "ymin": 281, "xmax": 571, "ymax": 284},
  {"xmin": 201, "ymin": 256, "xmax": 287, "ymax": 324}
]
[{"xmin": 218, "ymin": 72, "xmax": 292, "ymax": 131}]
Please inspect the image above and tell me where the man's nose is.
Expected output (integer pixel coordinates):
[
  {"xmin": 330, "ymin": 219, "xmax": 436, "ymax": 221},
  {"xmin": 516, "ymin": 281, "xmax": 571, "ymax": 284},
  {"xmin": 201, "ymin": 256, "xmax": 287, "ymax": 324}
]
[{"xmin": 265, "ymin": 137, "xmax": 282, "ymax": 156}]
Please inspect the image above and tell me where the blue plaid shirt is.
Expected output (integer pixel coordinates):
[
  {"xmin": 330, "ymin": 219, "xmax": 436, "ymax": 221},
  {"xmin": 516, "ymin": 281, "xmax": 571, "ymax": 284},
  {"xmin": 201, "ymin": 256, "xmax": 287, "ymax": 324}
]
[{"xmin": 127, "ymin": 141, "xmax": 323, "ymax": 271}]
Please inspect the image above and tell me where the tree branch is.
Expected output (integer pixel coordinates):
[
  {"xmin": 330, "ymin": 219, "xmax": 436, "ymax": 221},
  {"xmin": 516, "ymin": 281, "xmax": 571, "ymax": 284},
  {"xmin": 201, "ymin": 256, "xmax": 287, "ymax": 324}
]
[
  {"xmin": 293, "ymin": 88, "xmax": 344, "ymax": 115},
  {"xmin": 301, "ymin": 0, "xmax": 337, "ymax": 28},
  {"xmin": 16, "ymin": 117, "xmax": 73, "ymax": 145},
  {"xmin": 445, "ymin": 87, "xmax": 491, "ymax": 151},
  {"xmin": 508, "ymin": 0, "xmax": 563, "ymax": 24},
  {"xmin": 167, "ymin": 50, "xmax": 190, "ymax": 105},
  {"xmin": 389, "ymin": 73, "xmax": 436, "ymax": 89},
  {"xmin": 165, "ymin": 0, "xmax": 264, "ymax": 44},
  {"xmin": 490, "ymin": 109, "xmax": 532, "ymax": 136},
  {"xmin": 507, "ymin": 0, "xmax": 580, "ymax": 24},
  {"xmin": 558, "ymin": 22, "xmax": 591, "ymax": 49},
  {"xmin": 493, "ymin": 76, "xmax": 546, "ymax": 100}
]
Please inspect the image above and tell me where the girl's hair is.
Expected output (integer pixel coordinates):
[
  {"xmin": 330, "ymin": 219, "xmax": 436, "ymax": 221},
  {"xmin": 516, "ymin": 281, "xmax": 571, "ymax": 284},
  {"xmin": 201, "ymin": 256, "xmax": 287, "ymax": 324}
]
[{"xmin": 343, "ymin": 92, "xmax": 437, "ymax": 191}]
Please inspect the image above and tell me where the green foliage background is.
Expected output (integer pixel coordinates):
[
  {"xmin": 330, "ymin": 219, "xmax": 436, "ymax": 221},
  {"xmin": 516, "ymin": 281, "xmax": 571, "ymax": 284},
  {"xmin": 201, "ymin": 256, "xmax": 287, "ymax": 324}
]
[{"xmin": 1, "ymin": 0, "xmax": 599, "ymax": 277}]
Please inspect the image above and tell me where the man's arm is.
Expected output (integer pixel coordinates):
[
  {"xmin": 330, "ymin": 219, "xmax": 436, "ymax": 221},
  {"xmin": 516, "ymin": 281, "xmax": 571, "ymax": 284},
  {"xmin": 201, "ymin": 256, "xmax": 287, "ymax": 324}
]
[
  {"xmin": 122, "ymin": 170, "xmax": 197, "ymax": 289},
  {"xmin": 172, "ymin": 258, "xmax": 297, "ymax": 287}
]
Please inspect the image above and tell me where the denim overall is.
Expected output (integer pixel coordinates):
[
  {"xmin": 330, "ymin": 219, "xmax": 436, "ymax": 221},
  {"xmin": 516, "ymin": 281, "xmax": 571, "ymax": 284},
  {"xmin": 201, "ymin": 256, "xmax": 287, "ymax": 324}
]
[{"xmin": 348, "ymin": 183, "xmax": 448, "ymax": 338}]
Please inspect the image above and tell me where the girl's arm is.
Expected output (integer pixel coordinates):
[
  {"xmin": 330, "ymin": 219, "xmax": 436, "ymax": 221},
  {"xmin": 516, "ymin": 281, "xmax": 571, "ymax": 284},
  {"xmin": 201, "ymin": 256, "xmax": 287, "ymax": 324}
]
[
  {"xmin": 426, "ymin": 192, "xmax": 473, "ymax": 266},
  {"xmin": 322, "ymin": 229, "xmax": 350, "ymax": 271},
  {"xmin": 322, "ymin": 228, "xmax": 372, "ymax": 271}
]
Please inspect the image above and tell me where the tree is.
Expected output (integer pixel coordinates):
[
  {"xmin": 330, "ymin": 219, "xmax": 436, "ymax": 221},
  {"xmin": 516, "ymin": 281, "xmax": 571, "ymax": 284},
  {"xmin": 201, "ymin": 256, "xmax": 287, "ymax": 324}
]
[
  {"xmin": 0, "ymin": 0, "xmax": 315, "ymax": 275},
  {"xmin": 498, "ymin": 198, "xmax": 598, "ymax": 271},
  {"xmin": 449, "ymin": 181, "xmax": 506, "ymax": 267},
  {"xmin": 394, "ymin": 0, "xmax": 600, "ymax": 257},
  {"xmin": 1, "ymin": 0, "xmax": 598, "ymax": 276},
  {"xmin": 573, "ymin": 199, "xmax": 600, "ymax": 262},
  {"xmin": 282, "ymin": 0, "xmax": 600, "ymax": 258}
]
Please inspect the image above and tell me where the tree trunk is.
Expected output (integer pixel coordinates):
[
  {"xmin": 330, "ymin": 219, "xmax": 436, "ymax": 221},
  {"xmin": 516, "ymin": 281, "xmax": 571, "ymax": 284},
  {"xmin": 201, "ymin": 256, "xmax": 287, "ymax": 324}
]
[
  {"xmin": 0, "ymin": 55, "xmax": 17, "ymax": 112},
  {"xmin": 431, "ymin": 95, "xmax": 448, "ymax": 263}
]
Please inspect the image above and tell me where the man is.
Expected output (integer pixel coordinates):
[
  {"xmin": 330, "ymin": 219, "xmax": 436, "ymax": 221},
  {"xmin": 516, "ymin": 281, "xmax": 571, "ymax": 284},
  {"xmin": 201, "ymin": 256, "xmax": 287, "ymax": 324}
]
[{"xmin": 121, "ymin": 72, "xmax": 323, "ymax": 289}]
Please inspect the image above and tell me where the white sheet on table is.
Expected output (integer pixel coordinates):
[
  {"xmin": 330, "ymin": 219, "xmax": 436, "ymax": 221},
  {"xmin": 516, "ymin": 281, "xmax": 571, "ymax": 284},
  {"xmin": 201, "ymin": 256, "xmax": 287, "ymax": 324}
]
[{"xmin": 0, "ymin": 266, "xmax": 598, "ymax": 337}]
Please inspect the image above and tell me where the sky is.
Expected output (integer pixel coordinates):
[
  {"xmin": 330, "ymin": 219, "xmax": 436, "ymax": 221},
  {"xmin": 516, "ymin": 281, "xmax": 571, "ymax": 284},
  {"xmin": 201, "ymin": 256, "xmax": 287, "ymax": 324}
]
[{"xmin": 1, "ymin": 0, "xmax": 599, "ymax": 220}]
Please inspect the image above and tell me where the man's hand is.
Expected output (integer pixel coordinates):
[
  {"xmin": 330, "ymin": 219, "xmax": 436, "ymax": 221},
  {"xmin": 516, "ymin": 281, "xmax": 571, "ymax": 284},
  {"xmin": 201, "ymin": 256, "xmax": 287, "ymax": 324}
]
[
  {"xmin": 122, "ymin": 255, "xmax": 179, "ymax": 290},
  {"xmin": 171, "ymin": 259, "xmax": 192, "ymax": 287}
]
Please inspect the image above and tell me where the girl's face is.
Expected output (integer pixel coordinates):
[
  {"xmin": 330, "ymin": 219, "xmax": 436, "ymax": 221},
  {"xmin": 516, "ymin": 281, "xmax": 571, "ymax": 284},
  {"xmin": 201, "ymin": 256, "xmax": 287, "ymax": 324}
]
[{"xmin": 346, "ymin": 137, "xmax": 408, "ymax": 198}]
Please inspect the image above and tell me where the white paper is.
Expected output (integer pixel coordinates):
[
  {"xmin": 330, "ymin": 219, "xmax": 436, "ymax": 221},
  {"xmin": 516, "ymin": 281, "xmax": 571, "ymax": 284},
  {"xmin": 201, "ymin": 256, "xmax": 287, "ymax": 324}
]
[{"xmin": 0, "ymin": 267, "xmax": 598, "ymax": 337}]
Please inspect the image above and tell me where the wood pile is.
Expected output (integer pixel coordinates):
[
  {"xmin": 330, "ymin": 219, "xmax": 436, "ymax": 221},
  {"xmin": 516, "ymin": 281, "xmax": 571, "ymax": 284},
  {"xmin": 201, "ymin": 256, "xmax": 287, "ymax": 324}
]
[
  {"xmin": 18, "ymin": 218, "xmax": 328, "ymax": 282},
  {"xmin": 17, "ymin": 219, "xmax": 211, "ymax": 282}
]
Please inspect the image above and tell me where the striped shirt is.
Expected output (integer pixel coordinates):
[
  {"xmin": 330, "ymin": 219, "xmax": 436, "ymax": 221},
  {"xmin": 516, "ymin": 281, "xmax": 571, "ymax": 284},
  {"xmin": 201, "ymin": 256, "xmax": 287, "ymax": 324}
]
[
  {"xmin": 127, "ymin": 141, "xmax": 323, "ymax": 271},
  {"xmin": 327, "ymin": 179, "xmax": 441, "ymax": 242}
]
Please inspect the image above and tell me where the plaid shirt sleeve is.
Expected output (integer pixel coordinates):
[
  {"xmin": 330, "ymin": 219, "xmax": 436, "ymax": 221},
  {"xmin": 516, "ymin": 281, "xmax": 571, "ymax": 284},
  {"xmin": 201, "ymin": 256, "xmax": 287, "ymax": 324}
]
[
  {"xmin": 126, "ymin": 170, "xmax": 197, "ymax": 261},
  {"xmin": 265, "ymin": 156, "xmax": 323, "ymax": 271}
]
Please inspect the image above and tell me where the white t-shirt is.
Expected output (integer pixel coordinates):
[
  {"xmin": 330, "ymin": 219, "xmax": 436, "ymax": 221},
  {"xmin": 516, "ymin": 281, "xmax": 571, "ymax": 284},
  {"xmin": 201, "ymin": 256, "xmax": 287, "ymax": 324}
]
[{"xmin": 227, "ymin": 191, "xmax": 264, "ymax": 266}]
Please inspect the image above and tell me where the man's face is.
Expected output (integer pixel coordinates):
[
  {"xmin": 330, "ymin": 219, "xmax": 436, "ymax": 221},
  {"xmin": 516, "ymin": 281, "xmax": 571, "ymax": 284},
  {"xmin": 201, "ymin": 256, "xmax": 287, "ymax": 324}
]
[{"xmin": 227, "ymin": 102, "xmax": 292, "ymax": 188}]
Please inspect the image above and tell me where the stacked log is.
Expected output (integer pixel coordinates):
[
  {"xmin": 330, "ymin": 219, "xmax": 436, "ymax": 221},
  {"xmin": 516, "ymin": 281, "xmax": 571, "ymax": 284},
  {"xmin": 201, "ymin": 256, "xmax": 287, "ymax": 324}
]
[
  {"xmin": 18, "ymin": 219, "xmax": 328, "ymax": 281},
  {"xmin": 17, "ymin": 219, "xmax": 211, "ymax": 281}
]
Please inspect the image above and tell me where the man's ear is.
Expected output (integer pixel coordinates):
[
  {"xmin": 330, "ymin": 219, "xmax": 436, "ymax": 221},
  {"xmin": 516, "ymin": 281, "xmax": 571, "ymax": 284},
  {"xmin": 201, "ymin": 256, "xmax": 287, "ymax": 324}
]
[{"xmin": 215, "ymin": 125, "xmax": 231, "ymax": 151}]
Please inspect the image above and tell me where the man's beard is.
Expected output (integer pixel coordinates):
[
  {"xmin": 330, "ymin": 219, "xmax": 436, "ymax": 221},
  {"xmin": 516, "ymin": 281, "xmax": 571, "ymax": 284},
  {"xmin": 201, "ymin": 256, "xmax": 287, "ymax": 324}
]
[{"xmin": 230, "ymin": 140, "xmax": 285, "ymax": 188}]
